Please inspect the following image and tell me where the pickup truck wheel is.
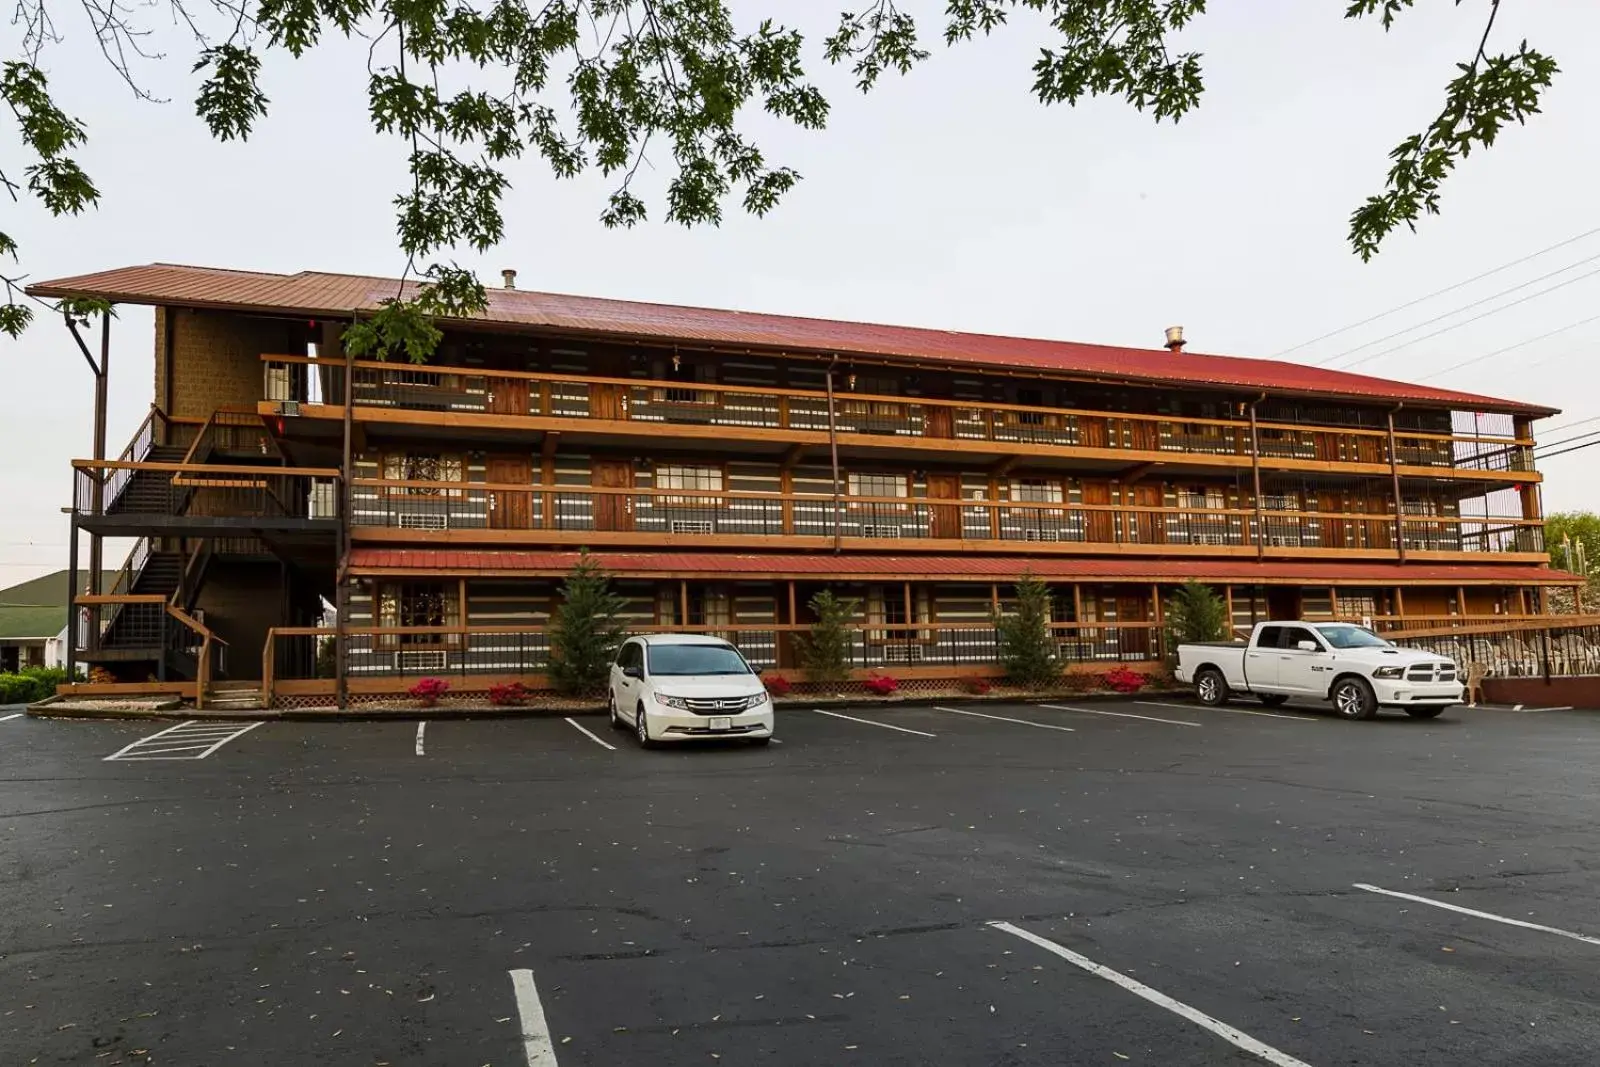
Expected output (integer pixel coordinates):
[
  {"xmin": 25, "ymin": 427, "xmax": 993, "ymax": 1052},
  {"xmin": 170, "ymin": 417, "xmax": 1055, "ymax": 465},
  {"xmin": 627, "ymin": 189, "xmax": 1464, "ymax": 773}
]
[
  {"xmin": 1332, "ymin": 678, "xmax": 1378, "ymax": 720},
  {"xmin": 1195, "ymin": 668, "xmax": 1229, "ymax": 706},
  {"xmin": 1405, "ymin": 706, "xmax": 1446, "ymax": 719},
  {"xmin": 1259, "ymin": 694, "xmax": 1289, "ymax": 707}
]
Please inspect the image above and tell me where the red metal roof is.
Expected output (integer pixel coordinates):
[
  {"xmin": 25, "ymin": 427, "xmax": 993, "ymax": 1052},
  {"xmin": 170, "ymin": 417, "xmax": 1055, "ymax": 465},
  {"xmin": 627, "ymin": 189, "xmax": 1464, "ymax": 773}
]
[
  {"xmin": 346, "ymin": 549, "xmax": 1577, "ymax": 585},
  {"xmin": 27, "ymin": 263, "xmax": 1554, "ymax": 415}
]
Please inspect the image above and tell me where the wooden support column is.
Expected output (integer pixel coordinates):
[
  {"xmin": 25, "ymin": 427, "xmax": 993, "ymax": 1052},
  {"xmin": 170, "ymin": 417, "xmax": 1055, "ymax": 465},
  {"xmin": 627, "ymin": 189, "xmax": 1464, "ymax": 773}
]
[
  {"xmin": 1456, "ymin": 585, "xmax": 1467, "ymax": 617},
  {"xmin": 65, "ymin": 521, "xmax": 79, "ymax": 681},
  {"xmin": 1394, "ymin": 585, "xmax": 1406, "ymax": 622},
  {"xmin": 1386, "ymin": 409, "xmax": 1407, "ymax": 563},
  {"xmin": 825, "ymin": 356, "xmax": 843, "ymax": 553},
  {"xmin": 1247, "ymin": 398, "xmax": 1265, "ymax": 561},
  {"xmin": 335, "ymin": 330, "xmax": 354, "ymax": 708},
  {"xmin": 903, "ymin": 582, "xmax": 913, "ymax": 632},
  {"xmin": 1223, "ymin": 585, "xmax": 1235, "ymax": 634},
  {"xmin": 459, "ymin": 578, "xmax": 469, "ymax": 656},
  {"xmin": 679, "ymin": 580, "xmax": 690, "ymax": 626},
  {"xmin": 787, "ymin": 580, "xmax": 798, "ymax": 624},
  {"xmin": 1328, "ymin": 586, "xmax": 1338, "ymax": 618},
  {"xmin": 1073, "ymin": 583, "xmax": 1084, "ymax": 622},
  {"xmin": 990, "ymin": 583, "xmax": 1000, "ymax": 614}
]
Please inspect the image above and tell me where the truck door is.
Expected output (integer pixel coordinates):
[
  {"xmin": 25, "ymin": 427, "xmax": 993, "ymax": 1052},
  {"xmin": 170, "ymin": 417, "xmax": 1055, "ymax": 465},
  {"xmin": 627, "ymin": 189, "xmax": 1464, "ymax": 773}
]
[
  {"xmin": 1273, "ymin": 625, "xmax": 1333, "ymax": 694},
  {"xmin": 1247, "ymin": 625, "xmax": 1285, "ymax": 689}
]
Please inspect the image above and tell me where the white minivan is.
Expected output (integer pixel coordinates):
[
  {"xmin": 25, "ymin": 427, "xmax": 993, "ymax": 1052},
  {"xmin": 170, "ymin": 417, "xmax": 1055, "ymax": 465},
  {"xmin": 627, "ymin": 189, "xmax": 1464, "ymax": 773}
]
[{"xmin": 608, "ymin": 634, "xmax": 774, "ymax": 747}]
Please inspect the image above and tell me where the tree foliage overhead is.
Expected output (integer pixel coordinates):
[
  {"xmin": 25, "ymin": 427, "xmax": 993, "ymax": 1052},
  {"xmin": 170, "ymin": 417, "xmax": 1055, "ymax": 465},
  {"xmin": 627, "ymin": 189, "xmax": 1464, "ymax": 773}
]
[{"xmin": 3, "ymin": 0, "xmax": 1560, "ymax": 351}]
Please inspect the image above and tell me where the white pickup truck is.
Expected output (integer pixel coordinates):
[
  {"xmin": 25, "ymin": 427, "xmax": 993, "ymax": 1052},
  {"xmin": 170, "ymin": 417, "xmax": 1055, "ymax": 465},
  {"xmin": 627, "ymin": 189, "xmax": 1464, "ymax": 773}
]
[{"xmin": 1174, "ymin": 621, "xmax": 1464, "ymax": 720}]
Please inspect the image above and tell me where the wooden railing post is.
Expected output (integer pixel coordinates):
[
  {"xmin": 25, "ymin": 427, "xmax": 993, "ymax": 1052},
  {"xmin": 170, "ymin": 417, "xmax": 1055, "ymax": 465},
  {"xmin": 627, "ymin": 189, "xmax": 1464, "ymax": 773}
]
[{"xmin": 262, "ymin": 629, "xmax": 276, "ymax": 709}]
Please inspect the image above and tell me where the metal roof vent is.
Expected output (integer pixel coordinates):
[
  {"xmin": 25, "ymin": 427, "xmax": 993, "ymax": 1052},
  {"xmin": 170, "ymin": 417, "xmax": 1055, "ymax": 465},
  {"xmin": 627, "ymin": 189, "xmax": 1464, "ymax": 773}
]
[
  {"xmin": 1164, "ymin": 325, "xmax": 1186, "ymax": 352},
  {"xmin": 501, "ymin": 269, "xmax": 518, "ymax": 290}
]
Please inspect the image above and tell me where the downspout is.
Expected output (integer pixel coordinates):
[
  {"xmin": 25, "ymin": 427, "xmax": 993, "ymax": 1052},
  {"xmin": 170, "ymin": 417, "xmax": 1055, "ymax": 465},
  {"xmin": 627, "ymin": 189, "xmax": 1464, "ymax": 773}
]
[
  {"xmin": 1247, "ymin": 394, "xmax": 1265, "ymax": 562},
  {"xmin": 1386, "ymin": 405, "xmax": 1407, "ymax": 564},
  {"xmin": 825, "ymin": 354, "xmax": 843, "ymax": 553}
]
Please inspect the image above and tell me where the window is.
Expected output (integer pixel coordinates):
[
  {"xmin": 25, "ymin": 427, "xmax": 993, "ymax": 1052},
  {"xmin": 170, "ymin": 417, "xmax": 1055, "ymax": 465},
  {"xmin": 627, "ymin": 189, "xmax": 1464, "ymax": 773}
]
[
  {"xmin": 1277, "ymin": 626, "xmax": 1321, "ymax": 651},
  {"xmin": 383, "ymin": 453, "xmax": 463, "ymax": 495},
  {"xmin": 1402, "ymin": 499, "xmax": 1442, "ymax": 516},
  {"xmin": 614, "ymin": 641, "xmax": 642, "ymax": 669},
  {"xmin": 1257, "ymin": 625, "xmax": 1285, "ymax": 649},
  {"xmin": 660, "ymin": 359, "xmax": 715, "ymax": 405},
  {"xmin": 866, "ymin": 584, "xmax": 932, "ymax": 641},
  {"xmin": 1315, "ymin": 624, "xmax": 1390, "ymax": 650},
  {"xmin": 848, "ymin": 473, "xmax": 908, "ymax": 499},
  {"xmin": 1178, "ymin": 486, "xmax": 1226, "ymax": 511},
  {"xmin": 1013, "ymin": 387, "xmax": 1046, "ymax": 425},
  {"xmin": 1336, "ymin": 592, "xmax": 1379, "ymax": 619},
  {"xmin": 1262, "ymin": 493, "xmax": 1298, "ymax": 512},
  {"xmin": 1012, "ymin": 478, "xmax": 1064, "ymax": 504},
  {"xmin": 377, "ymin": 582, "xmax": 460, "ymax": 647},
  {"xmin": 656, "ymin": 465, "xmax": 723, "ymax": 493},
  {"xmin": 647, "ymin": 642, "xmax": 752, "ymax": 676}
]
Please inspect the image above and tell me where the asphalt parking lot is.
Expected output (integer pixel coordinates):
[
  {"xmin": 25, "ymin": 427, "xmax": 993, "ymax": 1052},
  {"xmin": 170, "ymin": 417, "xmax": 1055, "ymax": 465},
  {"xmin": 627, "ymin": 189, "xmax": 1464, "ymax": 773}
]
[{"xmin": 5, "ymin": 697, "xmax": 1600, "ymax": 1065}]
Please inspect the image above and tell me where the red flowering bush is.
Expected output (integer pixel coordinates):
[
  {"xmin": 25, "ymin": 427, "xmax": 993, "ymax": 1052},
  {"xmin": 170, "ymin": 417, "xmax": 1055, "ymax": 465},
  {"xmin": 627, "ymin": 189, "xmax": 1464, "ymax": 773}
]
[
  {"xmin": 488, "ymin": 681, "xmax": 528, "ymax": 707},
  {"xmin": 1101, "ymin": 668, "xmax": 1146, "ymax": 694},
  {"xmin": 764, "ymin": 675, "xmax": 793, "ymax": 697},
  {"xmin": 961, "ymin": 677, "xmax": 993, "ymax": 695},
  {"xmin": 864, "ymin": 674, "xmax": 899, "ymax": 696},
  {"xmin": 408, "ymin": 677, "xmax": 450, "ymax": 707}
]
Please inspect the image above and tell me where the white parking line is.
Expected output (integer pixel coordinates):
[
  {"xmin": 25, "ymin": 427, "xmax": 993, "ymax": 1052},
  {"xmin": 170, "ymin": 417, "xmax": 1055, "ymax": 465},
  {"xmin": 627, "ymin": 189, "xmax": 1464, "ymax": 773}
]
[
  {"xmin": 1137, "ymin": 700, "xmax": 1318, "ymax": 722},
  {"xmin": 509, "ymin": 968, "xmax": 560, "ymax": 1066},
  {"xmin": 564, "ymin": 717, "xmax": 617, "ymax": 750},
  {"xmin": 415, "ymin": 721, "xmax": 427, "ymax": 756},
  {"xmin": 1353, "ymin": 883, "xmax": 1600, "ymax": 947},
  {"xmin": 1038, "ymin": 703, "xmax": 1200, "ymax": 727},
  {"xmin": 104, "ymin": 720, "xmax": 263, "ymax": 761},
  {"xmin": 933, "ymin": 706, "xmax": 1074, "ymax": 732},
  {"xmin": 989, "ymin": 922, "xmax": 1314, "ymax": 1067},
  {"xmin": 1, "ymin": 712, "xmax": 25, "ymax": 722},
  {"xmin": 812, "ymin": 708, "xmax": 937, "ymax": 738}
]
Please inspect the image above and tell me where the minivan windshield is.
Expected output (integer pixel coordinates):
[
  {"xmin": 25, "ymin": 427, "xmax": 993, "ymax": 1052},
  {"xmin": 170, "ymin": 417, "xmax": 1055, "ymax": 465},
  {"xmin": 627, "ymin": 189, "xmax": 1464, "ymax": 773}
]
[
  {"xmin": 647, "ymin": 643, "xmax": 753, "ymax": 676},
  {"xmin": 1315, "ymin": 624, "xmax": 1392, "ymax": 650}
]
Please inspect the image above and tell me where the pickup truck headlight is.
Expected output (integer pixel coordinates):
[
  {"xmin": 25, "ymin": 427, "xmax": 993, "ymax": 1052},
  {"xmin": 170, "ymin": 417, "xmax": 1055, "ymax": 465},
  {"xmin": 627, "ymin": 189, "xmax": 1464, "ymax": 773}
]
[{"xmin": 1371, "ymin": 666, "xmax": 1405, "ymax": 680}]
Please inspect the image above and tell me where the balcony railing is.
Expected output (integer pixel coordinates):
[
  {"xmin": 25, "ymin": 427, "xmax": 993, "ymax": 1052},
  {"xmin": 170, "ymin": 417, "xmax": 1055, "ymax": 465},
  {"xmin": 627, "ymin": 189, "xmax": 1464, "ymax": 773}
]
[
  {"xmin": 76, "ymin": 594, "xmax": 227, "ymax": 703},
  {"xmin": 349, "ymin": 478, "xmax": 1545, "ymax": 555},
  {"xmin": 264, "ymin": 621, "xmax": 1165, "ymax": 690},
  {"xmin": 73, "ymin": 460, "xmax": 342, "ymax": 525},
  {"xmin": 262, "ymin": 354, "xmax": 1537, "ymax": 475}
]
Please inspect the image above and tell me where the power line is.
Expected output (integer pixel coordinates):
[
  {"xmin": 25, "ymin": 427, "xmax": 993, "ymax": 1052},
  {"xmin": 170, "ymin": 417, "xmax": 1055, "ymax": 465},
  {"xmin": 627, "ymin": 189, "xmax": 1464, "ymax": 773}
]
[
  {"xmin": 1329, "ymin": 265, "xmax": 1600, "ymax": 373},
  {"xmin": 1533, "ymin": 414, "xmax": 1600, "ymax": 438},
  {"xmin": 1415, "ymin": 313, "xmax": 1600, "ymax": 382},
  {"xmin": 1535, "ymin": 428, "xmax": 1600, "ymax": 455},
  {"xmin": 1273, "ymin": 224, "xmax": 1600, "ymax": 358},
  {"xmin": 1314, "ymin": 253, "xmax": 1600, "ymax": 368},
  {"xmin": 1536, "ymin": 437, "xmax": 1600, "ymax": 462}
]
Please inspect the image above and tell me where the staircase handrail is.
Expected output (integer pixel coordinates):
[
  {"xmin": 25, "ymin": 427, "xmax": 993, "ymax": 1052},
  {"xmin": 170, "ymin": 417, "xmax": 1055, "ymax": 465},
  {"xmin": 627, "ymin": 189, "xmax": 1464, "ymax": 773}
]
[{"xmin": 165, "ymin": 605, "xmax": 227, "ymax": 711}]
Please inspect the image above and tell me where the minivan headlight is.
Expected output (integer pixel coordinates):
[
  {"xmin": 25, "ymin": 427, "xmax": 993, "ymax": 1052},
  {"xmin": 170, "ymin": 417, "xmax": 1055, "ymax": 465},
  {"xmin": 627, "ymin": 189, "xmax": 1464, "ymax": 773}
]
[
  {"xmin": 1372, "ymin": 666, "xmax": 1405, "ymax": 679},
  {"xmin": 654, "ymin": 693, "xmax": 692, "ymax": 710},
  {"xmin": 747, "ymin": 691, "xmax": 771, "ymax": 707}
]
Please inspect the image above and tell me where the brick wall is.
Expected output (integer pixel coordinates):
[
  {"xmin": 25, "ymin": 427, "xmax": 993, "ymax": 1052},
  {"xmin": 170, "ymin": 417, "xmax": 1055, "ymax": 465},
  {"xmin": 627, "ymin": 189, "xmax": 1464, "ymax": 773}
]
[{"xmin": 155, "ymin": 307, "xmax": 302, "ymax": 420}]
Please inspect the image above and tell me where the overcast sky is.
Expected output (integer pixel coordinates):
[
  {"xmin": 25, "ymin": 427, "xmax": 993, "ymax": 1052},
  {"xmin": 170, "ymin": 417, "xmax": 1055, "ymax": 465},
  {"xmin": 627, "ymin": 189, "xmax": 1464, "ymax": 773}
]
[{"xmin": 5, "ymin": 1, "xmax": 1599, "ymax": 587}]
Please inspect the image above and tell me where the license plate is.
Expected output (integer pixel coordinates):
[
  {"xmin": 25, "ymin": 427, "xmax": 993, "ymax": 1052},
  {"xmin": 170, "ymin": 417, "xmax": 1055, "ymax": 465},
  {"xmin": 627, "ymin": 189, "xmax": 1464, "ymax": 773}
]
[{"xmin": 708, "ymin": 716, "xmax": 732, "ymax": 732}]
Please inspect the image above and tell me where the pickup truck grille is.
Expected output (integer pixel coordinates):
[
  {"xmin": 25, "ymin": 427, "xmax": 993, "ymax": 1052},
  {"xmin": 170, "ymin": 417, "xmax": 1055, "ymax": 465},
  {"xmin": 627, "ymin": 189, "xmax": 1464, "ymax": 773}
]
[{"xmin": 1405, "ymin": 663, "xmax": 1456, "ymax": 682}]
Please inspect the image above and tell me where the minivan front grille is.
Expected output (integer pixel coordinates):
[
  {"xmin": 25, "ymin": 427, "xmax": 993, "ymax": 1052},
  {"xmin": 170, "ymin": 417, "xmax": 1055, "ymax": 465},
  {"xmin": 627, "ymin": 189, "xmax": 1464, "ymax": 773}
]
[{"xmin": 682, "ymin": 696, "xmax": 758, "ymax": 712}]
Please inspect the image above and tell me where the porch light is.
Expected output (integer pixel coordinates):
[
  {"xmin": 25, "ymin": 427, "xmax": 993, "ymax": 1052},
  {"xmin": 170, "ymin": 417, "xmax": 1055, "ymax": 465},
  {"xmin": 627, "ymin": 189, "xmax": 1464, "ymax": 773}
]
[
  {"xmin": 672, "ymin": 351, "xmax": 681, "ymax": 372},
  {"xmin": 848, "ymin": 373, "xmax": 857, "ymax": 391}
]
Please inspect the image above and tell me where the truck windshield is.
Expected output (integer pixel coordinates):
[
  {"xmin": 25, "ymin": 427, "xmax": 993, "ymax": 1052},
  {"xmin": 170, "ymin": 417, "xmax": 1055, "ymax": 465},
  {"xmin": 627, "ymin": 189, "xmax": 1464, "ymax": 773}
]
[
  {"xmin": 647, "ymin": 643, "xmax": 753, "ymax": 676},
  {"xmin": 1315, "ymin": 624, "xmax": 1391, "ymax": 650}
]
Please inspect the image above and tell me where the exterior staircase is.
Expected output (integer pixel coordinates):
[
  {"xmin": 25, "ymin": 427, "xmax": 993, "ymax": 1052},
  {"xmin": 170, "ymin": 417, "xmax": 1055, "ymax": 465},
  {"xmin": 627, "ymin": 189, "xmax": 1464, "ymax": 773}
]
[
  {"xmin": 204, "ymin": 682, "xmax": 265, "ymax": 711},
  {"xmin": 106, "ymin": 444, "xmax": 189, "ymax": 515}
]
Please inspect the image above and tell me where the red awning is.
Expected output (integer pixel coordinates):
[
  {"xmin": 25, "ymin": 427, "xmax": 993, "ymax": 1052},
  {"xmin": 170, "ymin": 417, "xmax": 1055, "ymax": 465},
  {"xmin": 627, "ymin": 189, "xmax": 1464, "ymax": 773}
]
[{"xmin": 347, "ymin": 549, "xmax": 1578, "ymax": 586}]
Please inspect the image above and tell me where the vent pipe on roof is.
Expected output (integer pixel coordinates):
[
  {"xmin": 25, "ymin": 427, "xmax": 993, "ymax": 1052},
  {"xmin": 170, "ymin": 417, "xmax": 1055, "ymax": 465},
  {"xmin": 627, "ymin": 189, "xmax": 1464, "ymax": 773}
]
[
  {"xmin": 501, "ymin": 268, "xmax": 517, "ymax": 290},
  {"xmin": 1164, "ymin": 325, "xmax": 1186, "ymax": 353}
]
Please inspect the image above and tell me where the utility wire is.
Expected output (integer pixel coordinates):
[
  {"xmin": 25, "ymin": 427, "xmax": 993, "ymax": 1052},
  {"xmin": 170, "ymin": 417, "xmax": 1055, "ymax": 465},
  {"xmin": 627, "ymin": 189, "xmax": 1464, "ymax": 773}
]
[
  {"xmin": 1314, "ymin": 253, "xmax": 1600, "ymax": 368},
  {"xmin": 1330, "ymin": 265, "xmax": 1600, "ymax": 373},
  {"xmin": 1535, "ymin": 437, "xmax": 1600, "ymax": 462},
  {"xmin": 1416, "ymin": 313, "xmax": 1600, "ymax": 382},
  {"xmin": 1535, "ymin": 428, "xmax": 1600, "ymax": 454},
  {"xmin": 1273, "ymin": 224, "xmax": 1600, "ymax": 358},
  {"xmin": 1531, "ymin": 414, "xmax": 1600, "ymax": 438}
]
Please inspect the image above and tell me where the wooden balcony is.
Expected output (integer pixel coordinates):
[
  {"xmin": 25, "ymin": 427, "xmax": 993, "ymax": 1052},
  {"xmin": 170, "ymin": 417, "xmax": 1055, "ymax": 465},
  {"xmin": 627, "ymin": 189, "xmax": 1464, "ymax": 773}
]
[
  {"xmin": 261, "ymin": 355, "xmax": 1538, "ymax": 482},
  {"xmin": 348, "ymin": 478, "xmax": 1548, "ymax": 561}
]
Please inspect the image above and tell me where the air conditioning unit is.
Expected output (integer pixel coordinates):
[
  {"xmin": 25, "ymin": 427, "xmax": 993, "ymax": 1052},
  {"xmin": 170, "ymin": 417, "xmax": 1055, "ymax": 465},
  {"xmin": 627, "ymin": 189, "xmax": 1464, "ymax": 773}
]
[
  {"xmin": 858, "ymin": 525, "xmax": 903, "ymax": 538},
  {"xmin": 276, "ymin": 400, "xmax": 301, "ymax": 417},
  {"xmin": 670, "ymin": 520, "xmax": 715, "ymax": 535},
  {"xmin": 308, "ymin": 481, "xmax": 337, "ymax": 518},
  {"xmin": 396, "ymin": 650, "xmax": 448, "ymax": 671},
  {"xmin": 398, "ymin": 513, "xmax": 448, "ymax": 531},
  {"xmin": 881, "ymin": 644, "xmax": 926, "ymax": 662},
  {"xmin": 1023, "ymin": 529, "xmax": 1063, "ymax": 542}
]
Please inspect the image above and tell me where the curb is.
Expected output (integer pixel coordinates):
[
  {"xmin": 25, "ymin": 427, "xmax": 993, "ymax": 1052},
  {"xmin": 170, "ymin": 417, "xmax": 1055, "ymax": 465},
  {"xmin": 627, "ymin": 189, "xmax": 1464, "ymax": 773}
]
[{"xmin": 27, "ymin": 688, "xmax": 1193, "ymax": 722}]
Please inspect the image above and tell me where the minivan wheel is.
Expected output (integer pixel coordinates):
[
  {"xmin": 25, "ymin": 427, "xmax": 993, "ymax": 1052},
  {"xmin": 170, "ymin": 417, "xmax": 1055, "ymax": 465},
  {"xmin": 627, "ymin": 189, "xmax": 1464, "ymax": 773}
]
[
  {"xmin": 609, "ymin": 693, "xmax": 626, "ymax": 731},
  {"xmin": 635, "ymin": 703, "xmax": 654, "ymax": 748},
  {"xmin": 1195, "ymin": 668, "xmax": 1229, "ymax": 706},
  {"xmin": 1333, "ymin": 678, "xmax": 1378, "ymax": 720}
]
